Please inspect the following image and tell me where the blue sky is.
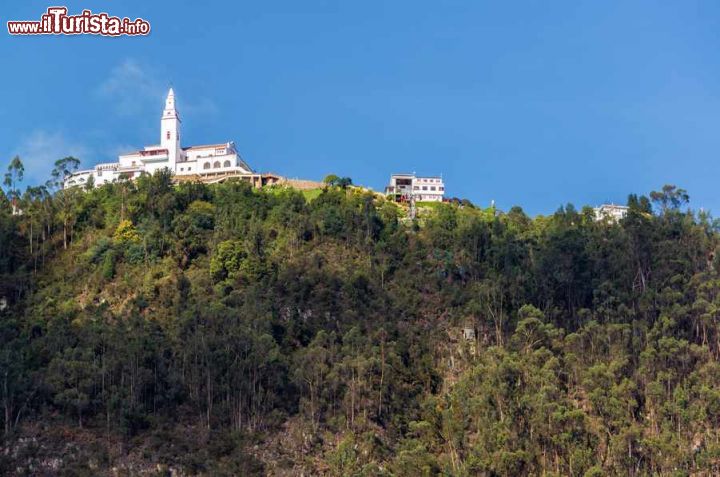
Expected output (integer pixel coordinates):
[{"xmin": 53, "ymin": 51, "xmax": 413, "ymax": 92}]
[{"xmin": 2, "ymin": 1, "xmax": 720, "ymax": 215}]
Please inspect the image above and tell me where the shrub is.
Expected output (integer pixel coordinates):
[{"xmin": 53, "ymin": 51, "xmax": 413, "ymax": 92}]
[
  {"xmin": 101, "ymin": 249, "xmax": 117, "ymax": 280},
  {"xmin": 85, "ymin": 236, "xmax": 113, "ymax": 264},
  {"xmin": 113, "ymin": 219, "xmax": 141, "ymax": 244},
  {"xmin": 124, "ymin": 243, "xmax": 146, "ymax": 265}
]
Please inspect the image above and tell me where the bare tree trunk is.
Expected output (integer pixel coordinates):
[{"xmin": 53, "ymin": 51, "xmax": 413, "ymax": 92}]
[
  {"xmin": 206, "ymin": 364, "xmax": 212, "ymax": 430},
  {"xmin": 3, "ymin": 370, "xmax": 10, "ymax": 437},
  {"xmin": 378, "ymin": 336, "xmax": 385, "ymax": 418}
]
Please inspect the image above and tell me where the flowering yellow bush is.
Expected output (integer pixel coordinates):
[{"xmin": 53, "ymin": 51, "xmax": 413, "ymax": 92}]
[{"xmin": 113, "ymin": 219, "xmax": 140, "ymax": 244}]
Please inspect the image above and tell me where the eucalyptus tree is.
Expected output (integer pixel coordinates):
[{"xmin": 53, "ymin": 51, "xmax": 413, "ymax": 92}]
[{"xmin": 3, "ymin": 155, "xmax": 24, "ymax": 201}]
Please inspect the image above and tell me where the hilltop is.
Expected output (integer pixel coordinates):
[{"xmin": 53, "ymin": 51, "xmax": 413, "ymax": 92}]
[{"xmin": 1, "ymin": 172, "xmax": 720, "ymax": 475}]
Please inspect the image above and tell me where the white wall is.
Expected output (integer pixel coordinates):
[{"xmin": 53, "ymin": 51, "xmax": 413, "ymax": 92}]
[
  {"xmin": 193, "ymin": 152, "xmax": 250, "ymax": 174},
  {"xmin": 92, "ymin": 168, "xmax": 117, "ymax": 186},
  {"xmin": 118, "ymin": 153, "xmax": 142, "ymax": 169},
  {"xmin": 176, "ymin": 160, "xmax": 198, "ymax": 175},
  {"xmin": 64, "ymin": 170, "xmax": 93, "ymax": 188},
  {"xmin": 412, "ymin": 177, "xmax": 445, "ymax": 201},
  {"xmin": 142, "ymin": 160, "xmax": 172, "ymax": 175}
]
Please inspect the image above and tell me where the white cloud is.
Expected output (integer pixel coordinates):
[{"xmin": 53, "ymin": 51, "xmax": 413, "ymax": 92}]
[
  {"xmin": 96, "ymin": 59, "xmax": 165, "ymax": 116},
  {"xmin": 14, "ymin": 130, "xmax": 91, "ymax": 184},
  {"xmin": 96, "ymin": 58, "xmax": 218, "ymax": 117}
]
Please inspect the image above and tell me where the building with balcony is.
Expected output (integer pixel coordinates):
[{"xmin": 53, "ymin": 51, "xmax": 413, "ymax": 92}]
[
  {"xmin": 65, "ymin": 88, "xmax": 253, "ymax": 188},
  {"xmin": 385, "ymin": 173, "xmax": 445, "ymax": 202}
]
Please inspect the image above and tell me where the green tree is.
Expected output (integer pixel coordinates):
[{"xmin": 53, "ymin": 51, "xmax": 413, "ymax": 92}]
[
  {"xmin": 3, "ymin": 155, "xmax": 24, "ymax": 200},
  {"xmin": 650, "ymin": 184, "xmax": 689, "ymax": 214}
]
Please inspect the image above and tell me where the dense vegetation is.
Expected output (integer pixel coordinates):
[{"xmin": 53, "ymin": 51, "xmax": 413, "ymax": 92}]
[{"xmin": 1, "ymin": 157, "xmax": 720, "ymax": 475}]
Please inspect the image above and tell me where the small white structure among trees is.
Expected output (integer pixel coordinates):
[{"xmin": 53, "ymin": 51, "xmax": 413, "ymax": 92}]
[
  {"xmin": 385, "ymin": 173, "xmax": 445, "ymax": 203},
  {"xmin": 593, "ymin": 203, "xmax": 629, "ymax": 222}
]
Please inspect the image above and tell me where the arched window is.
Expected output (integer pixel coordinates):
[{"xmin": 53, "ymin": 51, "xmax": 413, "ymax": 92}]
[
  {"xmin": 166, "ymin": 131, "xmax": 171, "ymax": 139},
  {"xmin": 223, "ymin": 160, "xmax": 231, "ymax": 168},
  {"xmin": 203, "ymin": 162, "xmax": 211, "ymax": 170},
  {"xmin": 213, "ymin": 161, "xmax": 221, "ymax": 168}
]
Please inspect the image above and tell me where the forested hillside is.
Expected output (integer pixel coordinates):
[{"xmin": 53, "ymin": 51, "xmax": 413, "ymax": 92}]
[{"xmin": 1, "ymin": 165, "xmax": 720, "ymax": 476}]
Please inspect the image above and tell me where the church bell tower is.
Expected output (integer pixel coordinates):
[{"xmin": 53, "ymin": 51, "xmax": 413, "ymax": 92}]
[{"xmin": 160, "ymin": 88, "xmax": 181, "ymax": 170}]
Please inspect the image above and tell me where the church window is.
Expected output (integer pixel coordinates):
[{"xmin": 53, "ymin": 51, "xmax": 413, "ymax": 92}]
[
  {"xmin": 166, "ymin": 131, "xmax": 171, "ymax": 140},
  {"xmin": 223, "ymin": 160, "xmax": 231, "ymax": 168},
  {"xmin": 203, "ymin": 162, "xmax": 211, "ymax": 170},
  {"xmin": 213, "ymin": 161, "xmax": 221, "ymax": 168}
]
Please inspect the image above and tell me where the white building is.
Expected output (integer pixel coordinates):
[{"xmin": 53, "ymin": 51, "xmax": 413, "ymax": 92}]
[
  {"xmin": 65, "ymin": 88, "xmax": 253, "ymax": 188},
  {"xmin": 594, "ymin": 204, "xmax": 628, "ymax": 222},
  {"xmin": 385, "ymin": 173, "xmax": 445, "ymax": 202},
  {"xmin": 11, "ymin": 198, "xmax": 23, "ymax": 216}
]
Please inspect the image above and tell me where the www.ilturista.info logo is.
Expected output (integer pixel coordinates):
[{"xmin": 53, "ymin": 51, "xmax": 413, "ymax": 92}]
[{"xmin": 7, "ymin": 7, "xmax": 150, "ymax": 36}]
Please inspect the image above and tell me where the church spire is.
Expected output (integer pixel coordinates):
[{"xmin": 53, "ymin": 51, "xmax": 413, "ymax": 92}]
[
  {"xmin": 163, "ymin": 88, "xmax": 179, "ymax": 119},
  {"xmin": 161, "ymin": 87, "xmax": 181, "ymax": 169}
]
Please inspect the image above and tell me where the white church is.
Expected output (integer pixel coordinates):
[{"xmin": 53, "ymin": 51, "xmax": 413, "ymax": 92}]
[{"xmin": 65, "ymin": 88, "xmax": 254, "ymax": 188}]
